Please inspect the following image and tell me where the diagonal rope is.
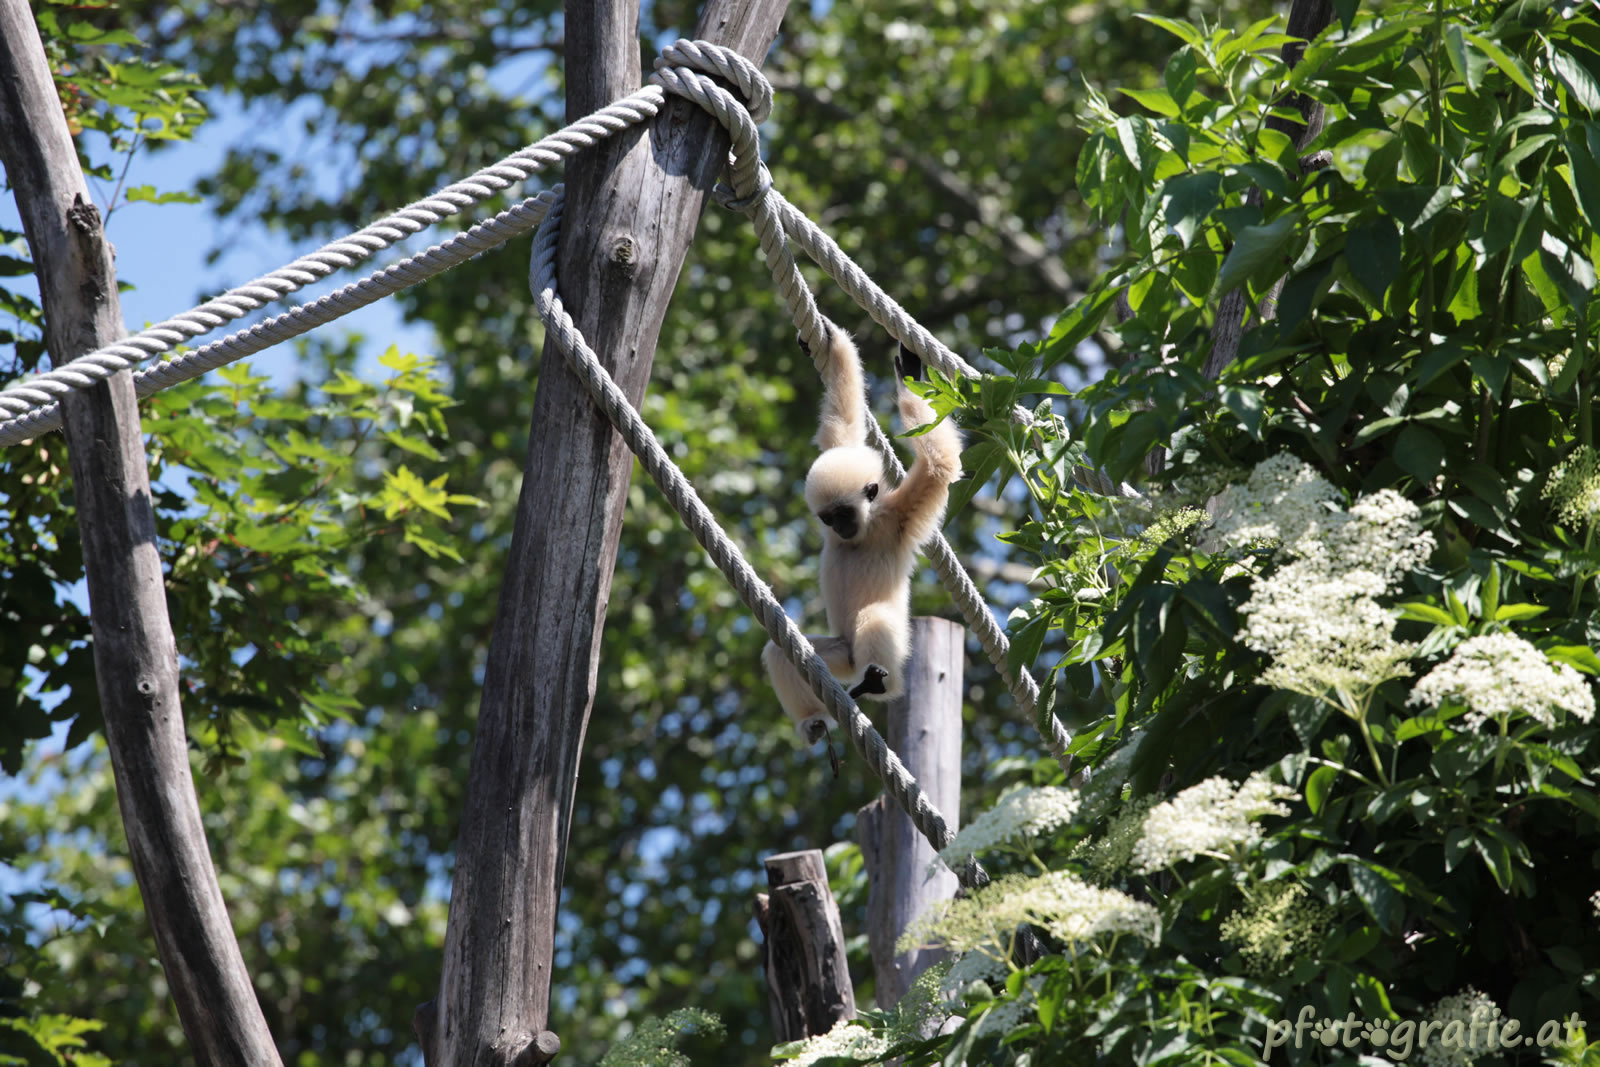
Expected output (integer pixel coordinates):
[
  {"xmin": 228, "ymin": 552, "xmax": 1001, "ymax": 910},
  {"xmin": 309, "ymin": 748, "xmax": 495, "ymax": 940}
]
[
  {"xmin": 647, "ymin": 45, "xmax": 1070, "ymax": 763},
  {"xmin": 0, "ymin": 193, "xmax": 559, "ymax": 446},
  {"xmin": 530, "ymin": 191, "xmax": 982, "ymax": 890}
]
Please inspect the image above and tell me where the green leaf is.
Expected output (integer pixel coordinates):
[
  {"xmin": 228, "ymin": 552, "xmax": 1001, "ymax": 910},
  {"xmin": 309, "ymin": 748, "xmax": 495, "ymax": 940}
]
[
  {"xmin": 1136, "ymin": 14, "xmax": 1206, "ymax": 48},
  {"xmin": 1394, "ymin": 423, "xmax": 1444, "ymax": 482},
  {"xmin": 1306, "ymin": 765, "xmax": 1338, "ymax": 814},
  {"xmin": 1344, "ymin": 218, "xmax": 1402, "ymax": 305},
  {"xmin": 1444, "ymin": 24, "xmax": 1485, "ymax": 92},
  {"xmin": 1465, "ymin": 30, "xmax": 1538, "ymax": 96},
  {"xmin": 1220, "ymin": 384, "xmax": 1264, "ymax": 438},
  {"xmin": 1119, "ymin": 87, "xmax": 1180, "ymax": 118},
  {"xmin": 1215, "ymin": 212, "xmax": 1299, "ymax": 296},
  {"xmin": 1160, "ymin": 171, "xmax": 1222, "ymax": 248},
  {"xmin": 1164, "ymin": 47, "xmax": 1198, "ymax": 111},
  {"xmin": 1347, "ymin": 861, "xmax": 1405, "ymax": 935},
  {"xmin": 1493, "ymin": 603, "xmax": 1549, "ymax": 621},
  {"xmin": 1396, "ymin": 602, "xmax": 1459, "ymax": 627},
  {"xmin": 1550, "ymin": 44, "xmax": 1600, "ymax": 113}
]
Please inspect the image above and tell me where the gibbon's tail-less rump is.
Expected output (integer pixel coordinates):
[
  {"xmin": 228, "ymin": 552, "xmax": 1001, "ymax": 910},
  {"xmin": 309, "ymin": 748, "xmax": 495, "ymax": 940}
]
[{"xmin": 763, "ymin": 326, "xmax": 965, "ymax": 741}]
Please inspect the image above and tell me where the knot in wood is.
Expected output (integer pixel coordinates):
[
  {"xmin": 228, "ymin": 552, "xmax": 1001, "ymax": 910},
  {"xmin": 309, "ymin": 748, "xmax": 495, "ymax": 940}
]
[
  {"xmin": 509, "ymin": 1029, "xmax": 561, "ymax": 1066},
  {"xmin": 609, "ymin": 235, "xmax": 637, "ymax": 267}
]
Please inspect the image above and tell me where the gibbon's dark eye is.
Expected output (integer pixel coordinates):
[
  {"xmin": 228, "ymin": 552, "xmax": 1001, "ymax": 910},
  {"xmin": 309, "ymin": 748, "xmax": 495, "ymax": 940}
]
[{"xmin": 864, "ymin": 482, "xmax": 879, "ymax": 502}]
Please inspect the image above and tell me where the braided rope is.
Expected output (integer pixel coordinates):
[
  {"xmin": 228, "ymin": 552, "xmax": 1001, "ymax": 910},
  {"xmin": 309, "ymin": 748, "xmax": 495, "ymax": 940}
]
[
  {"xmin": 651, "ymin": 58, "xmax": 1068, "ymax": 762},
  {"xmin": 530, "ymin": 192, "xmax": 981, "ymax": 889},
  {"xmin": 0, "ymin": 90, "xmax": 668, "ymax": 428},
  {"xmin": 0, "ymin": 193, "xmax": 559, "ymax": 447}
]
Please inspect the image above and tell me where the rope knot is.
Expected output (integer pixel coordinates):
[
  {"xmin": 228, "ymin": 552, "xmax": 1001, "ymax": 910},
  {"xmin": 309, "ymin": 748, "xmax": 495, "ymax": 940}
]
[
  {"xmin": 651, "ymin": 39, "xmax": 773, "ymax": 124},
  {"xmin": 647, "ymin": 39, "xmax": 771, "ymax": 201},
  {"xmin": 712, "ymin": 164, "xmax": 774, "ymax": 213}
]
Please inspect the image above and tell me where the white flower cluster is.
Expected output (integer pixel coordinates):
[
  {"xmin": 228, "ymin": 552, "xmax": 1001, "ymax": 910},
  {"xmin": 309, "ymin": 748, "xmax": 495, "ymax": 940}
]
[
  {"xmin": 1218, "ymin": 881, "xmax": 1333, "ymax": 976},
  {"xmin": 1130, "ymin": 772, "xmax": 1296, "ymax": 874},
  {"xmin": 936, "ymin": 786, "xmax": 1081, "ymax": 870},
  {"xmin": 1590, "ymin": 888, "xmax": 1600, "ymax": 919},
  {"xmin": 1409, "ymin": 632, "xmax": 1595, "ymax": 730},
  {"xmin": 1418, "ymin": 989, "xmax": 1500, "ymax": 1067},
  {"xmin": 783, "ymin": 1019, "xmax": 887, "ymax": 1067},
  {"xmin": 1207, "ymin": 453, "xmax": 1341, "ymax": 552},
  {"xmin": 899, "ymin": 871, "xmax": 1159, "ymax": 958},
  {"xmin": 1543, "ymin": 445, "xmax": 1600, "ymax": 530},
  {"xmin": 1221, "ymin": 458, "xmax": 1434, "ymax": 704}
]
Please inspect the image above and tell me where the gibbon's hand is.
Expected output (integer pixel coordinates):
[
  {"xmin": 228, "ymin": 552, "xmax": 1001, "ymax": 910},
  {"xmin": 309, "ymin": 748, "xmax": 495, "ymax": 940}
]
[
  {"xmin": 797, "ymin": 325, "xmax": 831, "ymax": 363},
  {"xmin": 895, "ymin": 343, "xmax": 923, "ymax": 384},
  {"xmin": 849, "ymin": 664, "xmax": 889, "ymax": 700}
]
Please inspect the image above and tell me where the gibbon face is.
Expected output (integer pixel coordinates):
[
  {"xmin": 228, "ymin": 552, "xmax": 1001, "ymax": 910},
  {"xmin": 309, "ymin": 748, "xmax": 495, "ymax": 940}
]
[{"xmin": 804, "ymin": 445, "xmax": 884, "ymax": 543}]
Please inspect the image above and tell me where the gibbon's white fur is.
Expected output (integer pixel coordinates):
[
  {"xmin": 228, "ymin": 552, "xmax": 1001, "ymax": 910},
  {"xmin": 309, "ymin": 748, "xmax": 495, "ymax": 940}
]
[{"xmin": 762, "ymin": 327, "xmax": 964, "ymax": 740}]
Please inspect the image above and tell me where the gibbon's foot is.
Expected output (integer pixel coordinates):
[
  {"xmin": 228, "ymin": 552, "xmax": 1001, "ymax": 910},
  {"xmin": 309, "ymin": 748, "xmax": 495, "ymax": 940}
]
[
  {"xmin": 826, "ymin": 733, "xmax": 841, "ymax": 779},
  {"xmin": 802, "ymin": 716, "xmax": 831, "ymax": 746},
  {"xmin": 850, "ymin": 665, "xmax": 889, "ymax": 700},
  {"xmin": 895, "ymin": 343, "xmax": 923, "ymax": 383}
]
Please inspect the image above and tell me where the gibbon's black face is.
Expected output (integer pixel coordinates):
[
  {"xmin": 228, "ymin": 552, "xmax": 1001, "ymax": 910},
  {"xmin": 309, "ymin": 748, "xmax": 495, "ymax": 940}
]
[{"xmin": 817, "ymin": 482, "xmax": 878, "ymax": 541}]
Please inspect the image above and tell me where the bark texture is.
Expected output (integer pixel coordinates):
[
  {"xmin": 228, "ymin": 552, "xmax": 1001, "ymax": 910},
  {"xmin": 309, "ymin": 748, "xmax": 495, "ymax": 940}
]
[
  {"xmin": 428, "ymin": 3, "xmax": 789, "ymax": 1063},
  {"xmin": 0, "ymin": 4, "xmax": 280, "ymax": 1063}
]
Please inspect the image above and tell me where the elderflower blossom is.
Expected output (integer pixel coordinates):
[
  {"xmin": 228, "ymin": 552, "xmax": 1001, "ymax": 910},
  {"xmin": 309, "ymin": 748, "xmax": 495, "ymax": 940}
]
[
  {"xmin": 1417, "ymin": 989, "xmax": 1501, "ymax": 1067},
  {"xmin": 1206, "ymin": 453, "xmax": 1340, "ymax": 552},
  {"xmin": 1130, "ymin": 772, "xmax": 1295, "ymax": 874},
  {"xmin": 1218, "ymin": 882, "xmax": 1333, "ymax": 977},
  {"xmin": 1072, "ymin": 794, "xmax": 1158, "ymax": 882},
  {"xmin": 1590, "ymin": 889, "xmax": 1600, "ymax": 920},
  {"xmin": 1543, "ymin": 446, "xmax": 1600, "ymax": 530},
  {"xmin": 935, "ymin": 786, "xmax": 1080, "ymax": 871},
  {"xmin": 782, "ymin": 1019, "xmax": 887, "ymax": 1067},
  {"xmin": 1409, "ymin": 632, "xmax": 1595, "ymax": 730},
  {"xmin": 898, "ymin": 871, "xmax": 1159, "ymax": 958},
  {"xmin": 1232, "ymin": 462, "xmax": 1434, "ymax": 705}
]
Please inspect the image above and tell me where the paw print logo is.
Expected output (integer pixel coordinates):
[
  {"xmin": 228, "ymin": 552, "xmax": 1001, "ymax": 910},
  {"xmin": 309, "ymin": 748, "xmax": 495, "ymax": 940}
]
[
  {"xmin": 1314, "ymin": 1019, "xmax": 1342, "ymax": 1047},
  {"xmin": 1367, "ymin": 1022, "xmax": 1391, "ymax": 1048}
]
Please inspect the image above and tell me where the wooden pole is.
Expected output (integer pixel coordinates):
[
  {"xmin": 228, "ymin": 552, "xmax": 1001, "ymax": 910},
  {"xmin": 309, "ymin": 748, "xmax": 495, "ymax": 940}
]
[
  {"xmin": 0, "ymin": 6, "xmax": 281, "ymax": 1065},
  {"xmin": 756, "ymin": 849, "xmax": 856, "ymax": 1041},
  {"xmin": 857, "ymin": 617, "xmax": 964, "ymax": 1009},
  {"xmin": 426, "ymin": 2, "xmax": 790, "ymax": 1064}
]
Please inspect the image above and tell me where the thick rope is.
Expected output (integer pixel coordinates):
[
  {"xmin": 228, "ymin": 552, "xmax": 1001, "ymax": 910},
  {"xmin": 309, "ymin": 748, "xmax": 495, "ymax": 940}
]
[
  {"xmin": 649, "ymin": 53, "xmax": 1069, "ymax": 762},
  {"xmin": 0, "ymin": 90, "xmax": 669, "ymax": 428},
  {"xmin": 530, "ymin": 191, "xmax": 981, "ymax": 889},
  {"xmin": 0, "ymin": 193, "xmax": 558, "ymax": 446}
]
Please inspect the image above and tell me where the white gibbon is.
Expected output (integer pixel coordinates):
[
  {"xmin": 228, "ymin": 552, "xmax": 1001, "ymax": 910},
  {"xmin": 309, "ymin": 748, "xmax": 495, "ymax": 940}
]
[{"xmin": 762, "ymin": 325, "xmax": 964, "ymax": 748}]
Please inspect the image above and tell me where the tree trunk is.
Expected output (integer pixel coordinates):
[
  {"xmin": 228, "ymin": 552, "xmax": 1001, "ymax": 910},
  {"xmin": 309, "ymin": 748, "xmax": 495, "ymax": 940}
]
[
  {"xmin": 857, "ymin": 617, "xmax": 963, "ymax": 1011},
  {"xmin": 1203, "ymin": 0, "xmax": 1335, "ymax": 381},
  {"xmin": 0, "ymin": 5, "xmax": 280, "ymax": 1064},
  {"xmin": 756, "ymin": 850, "xmax": 856, "ymax": 1042},
  {"xmin": 427, "ymin": 2, "xmax": 789, "ymax": 1064}
]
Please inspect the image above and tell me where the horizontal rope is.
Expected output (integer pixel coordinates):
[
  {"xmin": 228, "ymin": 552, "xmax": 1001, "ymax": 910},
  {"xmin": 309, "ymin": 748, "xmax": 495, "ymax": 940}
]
[
  {"xmin": 0, "ymin": 193, "xmax": 558, "ymax": 446},
  {"xmin": 0, "ymin": 89, "xmax": 669, "ymax": 430}
]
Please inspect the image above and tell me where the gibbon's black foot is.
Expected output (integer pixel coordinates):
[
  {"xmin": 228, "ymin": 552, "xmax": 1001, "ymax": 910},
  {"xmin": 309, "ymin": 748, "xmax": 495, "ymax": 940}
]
[
  {"xmin": 895, "ymin": 343, "xmax": 923, "ymax": 383},
  {"xmin": 850, "ymin": 665, "xmax": 889, "ymax": 700}
]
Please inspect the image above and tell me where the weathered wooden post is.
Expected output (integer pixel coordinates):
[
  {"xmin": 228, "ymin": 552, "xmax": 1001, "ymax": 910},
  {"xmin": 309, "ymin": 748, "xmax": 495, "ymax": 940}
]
[
  {"xmin": 857, "ymin": 616, "xmax": 964, "ymax": 1008},
  {"xmin": 755, "ymin": 849, "xmax": 856, "ymax": 1041}
]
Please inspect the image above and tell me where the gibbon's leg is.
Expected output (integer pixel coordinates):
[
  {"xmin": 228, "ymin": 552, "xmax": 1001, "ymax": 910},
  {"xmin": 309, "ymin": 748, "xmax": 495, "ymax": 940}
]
[
  {"xmin": 801, "ymin": 327, "xmax": 870, "ymax": 451},
  {"xmin": 762, "ymin": 634, "xmax": 856, "ymax": 736},
  {"xmin": 846, "ymin": 601, "xmax": 913, "ymax": 702}
]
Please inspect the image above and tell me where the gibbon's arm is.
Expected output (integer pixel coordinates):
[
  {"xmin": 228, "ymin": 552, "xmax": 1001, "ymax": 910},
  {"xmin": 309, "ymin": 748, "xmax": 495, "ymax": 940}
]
[
  {"xmin": 804, "ymin": 326, "xmax": 870, "ymax": 451},
  {"xmin": 882, "ymin": 348, "xmax": 963, "ymax": 548}
]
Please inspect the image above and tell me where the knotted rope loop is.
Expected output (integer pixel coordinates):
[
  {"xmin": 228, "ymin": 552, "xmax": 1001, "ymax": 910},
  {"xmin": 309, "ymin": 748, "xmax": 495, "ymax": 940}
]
[
  {"xmin": 648, "ymin": 41, "xmax": 768, "ymax": 201},
  {"xmin": 652, "ymin": 39, "xmax": 773, "ymax": 124}
]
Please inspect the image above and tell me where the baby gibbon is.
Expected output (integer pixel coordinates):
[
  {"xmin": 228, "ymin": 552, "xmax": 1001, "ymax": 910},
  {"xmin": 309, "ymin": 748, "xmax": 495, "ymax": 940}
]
[{"xmin": 762, "ymin": 326, "xmax": 964, "ymax": 744}]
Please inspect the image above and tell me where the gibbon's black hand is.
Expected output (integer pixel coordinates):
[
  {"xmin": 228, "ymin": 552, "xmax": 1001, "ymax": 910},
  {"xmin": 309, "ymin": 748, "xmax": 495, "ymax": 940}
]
[
  {"xmin": 850, "ymin": 664, "xmax": 889, "ymax": 700},
  {"xmin": 797, "ymin": 325, "xmax": 831, "ymax": 363},
  {"xmin": 895, "ymin": 344, "xmax": 923, "ymax": 383}
]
